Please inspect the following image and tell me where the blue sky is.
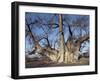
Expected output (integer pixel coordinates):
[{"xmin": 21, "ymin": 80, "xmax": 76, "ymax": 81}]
[{"xmin": 25, "ymin": 12, "xmax": 89, "ymax": 53}]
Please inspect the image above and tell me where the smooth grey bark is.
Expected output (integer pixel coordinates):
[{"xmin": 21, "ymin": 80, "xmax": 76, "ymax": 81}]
[{"xmin": 57, "ymin": 14, "xmax": 66, "ymax": 63}]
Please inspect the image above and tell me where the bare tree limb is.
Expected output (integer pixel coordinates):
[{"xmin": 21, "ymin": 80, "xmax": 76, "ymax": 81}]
[
  {"xmin": 75, "ymin": 35, "xmax": 89, "ymax": 44},
  {"xmin": 25, "ymin": 19, "xmax": 41, "ymax": 48}
]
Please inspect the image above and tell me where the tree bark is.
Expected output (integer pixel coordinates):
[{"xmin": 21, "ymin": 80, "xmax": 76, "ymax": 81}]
[
  {"xmin": 65, "ymin": 34, "xmax": 89, "ymax": 63},
  {"xmin": 57, "ymin": 14, "xmax": 66, "ymax": 63}
]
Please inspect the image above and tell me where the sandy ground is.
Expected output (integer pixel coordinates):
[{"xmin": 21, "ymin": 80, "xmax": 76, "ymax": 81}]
[{"xmin": 25, "ymin": 56, "xmax": 89, "ymax": 68}]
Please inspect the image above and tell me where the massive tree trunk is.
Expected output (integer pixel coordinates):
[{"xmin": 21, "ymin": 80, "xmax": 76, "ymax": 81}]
[
  {"xmin": 65, "ymin": 34, "xmax": 89, "ymax": 63},
  {"xmin": 26, "ymin": 15, "xmax": 89, "ymax": 64},
  {"xmin": 57, "ymin": 14, "xmax": 66, "ymax": 63}
]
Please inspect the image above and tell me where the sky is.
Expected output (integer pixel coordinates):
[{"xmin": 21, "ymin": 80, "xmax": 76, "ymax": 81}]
[{"xmin": 25, "ymin": 12, "xmax": 89, "ymax": 53}]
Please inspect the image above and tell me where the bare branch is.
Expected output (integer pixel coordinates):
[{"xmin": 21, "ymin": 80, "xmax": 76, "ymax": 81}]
[{"xmin": 75, "ymin": 35, "xmax": 89, "ymax": 44}]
